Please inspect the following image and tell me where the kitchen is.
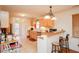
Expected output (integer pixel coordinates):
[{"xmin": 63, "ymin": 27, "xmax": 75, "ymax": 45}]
[{"xmin": 0, "ymin": 5, "xmax": 79, "ymax": 53}]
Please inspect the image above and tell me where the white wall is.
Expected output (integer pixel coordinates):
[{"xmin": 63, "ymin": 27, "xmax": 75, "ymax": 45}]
[{"xmin": 55, "ymin": 7, "xmax": 79, "ymax": 51}]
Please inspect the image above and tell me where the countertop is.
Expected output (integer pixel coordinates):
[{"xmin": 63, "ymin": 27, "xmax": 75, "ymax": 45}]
[{"xmin": 41, "ymin": 30, "xmax": 65, "ymax": 37}]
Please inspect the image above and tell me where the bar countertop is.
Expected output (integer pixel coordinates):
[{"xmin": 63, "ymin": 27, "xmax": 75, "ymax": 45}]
[{"xmin": 41, "ymin": 30, "xmax": 65, "ymax": 37}]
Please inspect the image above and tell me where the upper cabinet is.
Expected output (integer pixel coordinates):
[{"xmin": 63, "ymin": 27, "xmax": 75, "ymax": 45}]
[
  {"xmin": 0, "ymin": 11, "xmax": 9, "ymax": 28},
  {"xmin": 30, "ymin": 17, "xmax": 55, "ymax": 28},
  {"xmin": 72, "ymin": 14, "xmax": 79, "ymax": 37}
]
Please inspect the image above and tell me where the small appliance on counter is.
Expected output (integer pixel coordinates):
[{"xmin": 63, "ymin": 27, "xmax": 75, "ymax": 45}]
[{"xmin": 49, "ymin": 28, "xmax": 57, "ymax": 32}]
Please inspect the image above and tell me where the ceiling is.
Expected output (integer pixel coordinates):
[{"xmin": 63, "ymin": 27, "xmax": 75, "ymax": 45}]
[{"xmin": 1, "ymin": 5, "xmax": 76, "ymax": 17}]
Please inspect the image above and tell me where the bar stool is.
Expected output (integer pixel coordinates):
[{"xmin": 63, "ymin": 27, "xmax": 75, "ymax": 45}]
[
  {"xmin": 59, "ymin": 36, "xmax": 64, "ymax": 53},
  {"xmin": 59, "ymin": 34, "xmax": 70, "ymax": 53},
  {"xmin": 52, "ymin": 42, "xmax": 60, "ymax": 53},
  {"xmin": 65, "ymin": 34, "xmax": 70, "ymax": 53}
]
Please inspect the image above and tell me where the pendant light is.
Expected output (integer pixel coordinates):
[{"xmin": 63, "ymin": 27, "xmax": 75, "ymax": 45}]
[{"xmin": 44, "ymin": 6, "xmax": 56, "ymax": 20}]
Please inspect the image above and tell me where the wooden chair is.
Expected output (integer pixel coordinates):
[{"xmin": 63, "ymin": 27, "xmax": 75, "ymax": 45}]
[
  {"xmin": 59, "ymin": 34, "xmax": 70, "ymax": 53},
  {"xmin": 52, "ymin": 42, "xmax": 60, "ymax": 53},
  {"xmin": 59, "ymin": 36, "xmax": 64, "ymax": 53},
  {"xmin": 65, "ymin": 34, "xmax": 70, "ymax": 53}
]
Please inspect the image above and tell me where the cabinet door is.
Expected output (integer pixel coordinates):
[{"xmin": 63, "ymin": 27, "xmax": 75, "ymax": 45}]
[
  {"xmin": 0, "ymin": 11, "xmax": 9, "ymax": 28},
  {"xmin": 72, "ymin": 14, "xmax": 79, "ymax": 37}
]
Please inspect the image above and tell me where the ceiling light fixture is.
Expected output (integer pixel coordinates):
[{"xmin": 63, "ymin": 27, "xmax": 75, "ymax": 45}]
[{"xmin": 44, "ymin": 6, "xmax": 56, "ymax": 20}]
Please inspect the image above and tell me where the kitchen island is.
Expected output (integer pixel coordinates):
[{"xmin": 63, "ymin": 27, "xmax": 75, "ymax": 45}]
[
  {"xmin": 41, "ymin": 30, "xmax": 64, "ymax": 37},
  {"xmin": 28, "ymin": 29, "xmax": 64, "ymax": 41},
  {"xmin": 37, "ymin": 30, "xmax": 65, "ymax": 53}
]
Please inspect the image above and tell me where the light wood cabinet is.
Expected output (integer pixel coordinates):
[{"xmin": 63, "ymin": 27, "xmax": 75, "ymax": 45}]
[
  {"xmin": 29, "ymin": 31, "xmax": 37, "ymax": 41},
  {"xmin": 30, "ymin": 18, "xmax": 54, "ymax": 28},
  {"xmin": 72, "ymin": 14, "xmax": 79, "ymax": 37}
]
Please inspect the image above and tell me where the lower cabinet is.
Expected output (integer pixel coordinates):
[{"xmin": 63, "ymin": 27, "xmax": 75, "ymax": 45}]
[{"xmin": 37, "ymin": 35, "xmax": 48, "ymax": 53}]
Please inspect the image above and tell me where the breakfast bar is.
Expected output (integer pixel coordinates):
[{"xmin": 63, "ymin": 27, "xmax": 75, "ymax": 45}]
[{"xmin": 37, "ymin": 30, "xmax": 64, "ymax": 53}]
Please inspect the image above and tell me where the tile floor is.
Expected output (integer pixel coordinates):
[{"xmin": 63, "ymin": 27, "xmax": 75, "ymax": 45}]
[
  {"xmin": 20, "ymin": 39, "xmax": 37, "ymax": 53},
  {"xmin": 1, "ymin": 38, "xmax": 37, "ymax": 53}
]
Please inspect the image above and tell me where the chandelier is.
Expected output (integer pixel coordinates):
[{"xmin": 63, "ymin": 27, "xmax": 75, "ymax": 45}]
[{"xmin": 44, "ymin": 6, "xmax": 56, "ymax": 20}]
